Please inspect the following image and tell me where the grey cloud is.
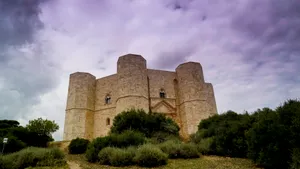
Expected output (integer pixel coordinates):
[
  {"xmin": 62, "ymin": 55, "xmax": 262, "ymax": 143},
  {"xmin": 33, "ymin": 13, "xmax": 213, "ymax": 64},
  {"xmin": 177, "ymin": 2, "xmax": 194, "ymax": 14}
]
[{"xmin": 0, "ymin": 0, "xmax": 60, "ymax": 121}]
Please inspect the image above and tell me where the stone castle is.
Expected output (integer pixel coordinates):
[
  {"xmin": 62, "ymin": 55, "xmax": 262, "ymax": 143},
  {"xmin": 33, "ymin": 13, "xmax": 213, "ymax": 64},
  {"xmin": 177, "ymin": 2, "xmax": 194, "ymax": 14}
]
[{"xmin": 63, "ymin": 54, "xmax": 218, "ymax": 141}]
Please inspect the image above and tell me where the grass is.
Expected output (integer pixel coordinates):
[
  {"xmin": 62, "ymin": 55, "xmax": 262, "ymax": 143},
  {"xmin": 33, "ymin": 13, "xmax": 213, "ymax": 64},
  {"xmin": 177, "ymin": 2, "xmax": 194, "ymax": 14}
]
[{"xmin": 66, "ymin": 154, "xmax": 262, "ymax": 169}]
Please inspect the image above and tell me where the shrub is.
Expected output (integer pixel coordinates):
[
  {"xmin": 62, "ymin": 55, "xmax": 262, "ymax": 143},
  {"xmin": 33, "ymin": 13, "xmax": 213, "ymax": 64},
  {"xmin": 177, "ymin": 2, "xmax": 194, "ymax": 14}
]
[
  {"xmin": 179, "ymin": 143, "xmax": 200, "ymax": 159},
  {"xmin": 159, "ymin": 140, "xmax": 200, "ymax": 159},
  {"xmin": 98, "ymin": 147, "xmax": 136, "ymax": 166},
  {"xmin": 151, "ymin": 131, "xmax": 181, "ymax": 144},
  {"xmin": 86, "ymin": 130, "xmax": 145, "ymax": 162},
  {"xmin": 197, "ymin": 137, "xmax": 214, "ymax": 155},
  {"xmin": 98, "ymin": 147, "xmax": 114, "ymax": 165},
  {"xmin": 133, "ymin": 144, "xmax": 168, "ymax": 167},
  {"xmin": 0, "ymin": 147, "xmax": 66, "ymax": 169},
  {"xmin": 109, "ymin": 148, "xmax": 135, "ymax": 166},
  {"xmin": 158, "ymin": 140, "xmax": 181, "ymax": 158},
  {"xmin": 0, "ymin": 135, "xmax": 26, "ymax": 154},
  {"xmin": 86, "ymin": 136, "xmax": 110, "ymax": 162},
  {"xmin": 290, "ymin": 148, "xmax": 300, "ymax": 169},
  {"xmin": 109, "ymin": 130, "xmax": 145, "ymax": 148},
  {"xmin": 68, "ymin": 137, "xmax": 90, "ymax": 154},
  {"xmin": 110, "ymin": 109, "xmax": 180, "ymax": 137}
]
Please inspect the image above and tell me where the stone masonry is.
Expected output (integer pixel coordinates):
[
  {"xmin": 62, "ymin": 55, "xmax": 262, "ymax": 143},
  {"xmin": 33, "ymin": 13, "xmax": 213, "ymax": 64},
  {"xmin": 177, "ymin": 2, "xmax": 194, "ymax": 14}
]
[{"xmin": 63, "ymin": 54, "xmax": 218, "ymax": 141}]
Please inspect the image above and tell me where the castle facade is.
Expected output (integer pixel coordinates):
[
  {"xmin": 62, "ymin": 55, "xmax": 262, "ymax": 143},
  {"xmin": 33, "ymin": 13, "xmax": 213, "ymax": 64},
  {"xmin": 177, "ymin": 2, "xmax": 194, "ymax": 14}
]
[{"xmin": 63, "ymin": 54, "xmax": 218, "ymax": 140}]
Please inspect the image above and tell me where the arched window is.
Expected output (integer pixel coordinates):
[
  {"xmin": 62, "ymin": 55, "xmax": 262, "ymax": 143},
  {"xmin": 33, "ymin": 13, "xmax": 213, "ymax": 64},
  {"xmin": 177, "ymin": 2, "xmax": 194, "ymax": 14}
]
[
  {"xmin": 159, "ymin": 88, "xmax": 166, "ymax": 98},
  {"xmin": 106, "ymin": 118, "xmax": 110, "ymax": 126},
  {"xmin": 105, "ymin": 94, "xmax": 111, "ymax": 104}
]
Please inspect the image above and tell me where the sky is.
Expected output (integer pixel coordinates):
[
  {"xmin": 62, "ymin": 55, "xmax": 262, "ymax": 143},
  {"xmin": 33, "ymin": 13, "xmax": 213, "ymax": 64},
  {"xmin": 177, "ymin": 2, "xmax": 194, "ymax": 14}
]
[{"xmin": 0, "ymin": 0, "xmax": 299, "ymax": 141}]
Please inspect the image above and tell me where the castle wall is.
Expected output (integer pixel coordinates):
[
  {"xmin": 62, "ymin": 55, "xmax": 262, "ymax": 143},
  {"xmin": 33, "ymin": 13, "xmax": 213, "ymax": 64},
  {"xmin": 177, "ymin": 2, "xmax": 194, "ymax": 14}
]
[
  {"xmin": 63, "ymin": 73, "xmax": 96, "ymax": 140},
  {"xmin": 93, "ymin": 74, "xmax": 118, "ymax": 137},
  {"xmin": 116, "ymin": 54, "xmax": 149, "ymax": 113},
  {"xmin": 147, "ymin": 69, "xmax": 180, "ymax": 124},
  {"xmin": 175, "ymin": 62, "xmax": 214, "ymax": 137},
  {"xmin": 63, "ymin": 54, "xmax": 218, "ymax": 141}
]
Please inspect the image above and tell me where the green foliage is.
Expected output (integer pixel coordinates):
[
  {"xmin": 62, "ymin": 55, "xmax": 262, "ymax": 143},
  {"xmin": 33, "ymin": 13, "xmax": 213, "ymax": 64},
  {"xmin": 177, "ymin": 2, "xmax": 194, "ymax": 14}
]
[
  {"xmin": 198, "ymin": 110, "xmax": 254, "ymax": 158},
  {"xmin": 86, "ymin": 136, "xmax": 110, "ymax": 162},
  {"xmin": 98, "ymin": 147, "xmax": 135, "ymax": 167},
  {"xmin": 246, "ymin": 99, "xmax": 300, "ymax": 169},
  {"xmin": 159, "ymin": 141, "xmax": 200, "ymax": 159},
  {"xmin": 109, "ymin": 130, "xmax": 146, "ymax": 148},
  {"xmin": 196, "ymin": 99, "xmax": 300, "ymax": 169},
  {"xmin": 133, "ymin": 144, "xmax": 168, "ymax": 167},
  {"xmin": 26, "ymin": 117, "xmax": 59, "ymax": 139},
  {"xmin": 110, "ymin": 109, "xmax": 180, "ymax": 137},
  {"xmin": 0, "ymin": 120, "xmax": 19, "ymax": 129},
  {"xmin": 290, "ymin": 148, "xmax": 300, "ymax": 169},
  {"xmin": 197, "ymin": 137, "xmax": 214, "ymax": 155},
  {"xmin": 86, "ymin": 130, "xmax": 145, "ymax": 163},
  {"xmin": 0, "ymin": 119, "xmax": 54, "ymax": 154},
  {"xmin": 68, "ymin": 138, "xmax": 90, "ymax": 154},
  {"xmin": 0, "ymin": 147, "xmax": 66, "ymax": 169},
  {"xmin": 0, "ymin": 135, "xmax": 26, "ymax": 154}
]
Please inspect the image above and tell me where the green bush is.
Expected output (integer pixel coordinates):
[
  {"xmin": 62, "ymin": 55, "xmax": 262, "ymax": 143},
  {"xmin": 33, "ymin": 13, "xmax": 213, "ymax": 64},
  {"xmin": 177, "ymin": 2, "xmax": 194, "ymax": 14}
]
[
  {"xmin": 110, "ymin": 109, "xmax": 180, "ymax": 137},
  {"xmin": 68, "ymin": 137, "xmax": 90, "ymax": 154},
  {"xmin": 109, "ymin": 130, "xmax": 145, "ymax": 148},
  {"xmin": 98, "ymin": 147, "xmax": 135, "ymax": 166},
  {"xmin": 0, "ymin": 135, "xmax": 27, "ymax": 154},
  {"xmin": 0, "ymin": 147, "xmax": 66, "ymax": 169},
  {"xmin": 151, "ymin": 131, "xmax": 181, "ymax": 144},
  {"xmin": 197, "ymin": 137, "xmax": 214, "ymax": 155},
  {"xmin": 86, "ymin": 136, "xmax": 110, "ymax": 162},
  {"xmin": 86, "ymin": 130, "xmax": 145, "ymax": 162},
  {"xmin": 98, "ymin": 147, "xmax": 114, "ymax": 165},
  {"xmin": 159, "ymin": 140, "xmax": 200, "ymax": 159},
  {"xmin": 179, "ymin": 143, "xmax": 200, "ymax": 159},
  {"xmin": 133, "ymin": 144, "xmax": 168, "ymax": 167},
  {"xmin": 158, "ymin": 140, "xmax": 181, "ymax": 158},
  {"xmin": 290, "ymin": 148, "xmax": 300, "ymax": 169},
  {"xmin": 109, "ymin": 147, "xmax": 135, "ymax": 166}
]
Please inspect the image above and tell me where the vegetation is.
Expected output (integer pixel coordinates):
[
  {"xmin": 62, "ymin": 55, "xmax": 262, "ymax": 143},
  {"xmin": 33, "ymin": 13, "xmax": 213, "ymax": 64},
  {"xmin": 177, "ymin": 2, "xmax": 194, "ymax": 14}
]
[
  {"xmin": 68, "ymin": 138, "xmax": 90, "ymax": 154},
  {"xmin": 110, "ymin": 109, "xmax": 180, "ymax": 138},
  {"xmin": 66, "ymin": 154, "xmax": 261, "ymax": 169},
  {"xmin": 133, "ymin": 144, "xmax": 168, "ymax": 167},
  {"xmin": 0, "ymin": 118, "xmax": 59, "ymax": 154},
  {"xmin": 26, "ymin": 118, "xmax": 59, "ymax": 139},
  {"xmin": 0, "ymin": 147, "xmax": 66, "ymax": 169},
  {"xmin": 192, "ymin": 99, "xmax": 300, "ymax": 169},
  {"xmin": 85, "ymin": 130, "xmax": 146, "ymax": 162}
]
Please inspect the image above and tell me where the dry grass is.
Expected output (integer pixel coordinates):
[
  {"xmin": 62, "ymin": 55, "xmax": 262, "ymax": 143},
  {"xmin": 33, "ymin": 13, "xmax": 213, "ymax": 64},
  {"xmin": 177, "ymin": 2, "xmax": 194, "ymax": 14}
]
[{"xmin": 66, "ymin": 154, "xmax": 262, "ymax": 169}]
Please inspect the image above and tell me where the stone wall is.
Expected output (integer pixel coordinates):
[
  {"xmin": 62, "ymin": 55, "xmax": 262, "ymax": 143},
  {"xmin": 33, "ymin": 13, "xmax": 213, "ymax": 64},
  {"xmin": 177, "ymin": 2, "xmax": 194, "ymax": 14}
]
[
  {"xmin": 63, "ymin": 73, "xmax": 96, "ymax": 141},
  {"xmin": 63, "ymin": 54, "xmax": 218, "ymax": 141}
]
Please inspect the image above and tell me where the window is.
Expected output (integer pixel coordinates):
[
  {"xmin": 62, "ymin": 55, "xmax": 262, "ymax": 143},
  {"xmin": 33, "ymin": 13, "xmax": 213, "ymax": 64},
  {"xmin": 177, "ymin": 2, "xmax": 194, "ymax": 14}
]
[
  {"xmin": 106, "ymin": 118, "xmax": 110, "ymax": 126},
  {"xmin": 105, "ymin": 95, "xmax": 111, "ymax": 104},
  {"xmin": 159, "ymin": 89, "xmax": 166, "ymax": 98}
]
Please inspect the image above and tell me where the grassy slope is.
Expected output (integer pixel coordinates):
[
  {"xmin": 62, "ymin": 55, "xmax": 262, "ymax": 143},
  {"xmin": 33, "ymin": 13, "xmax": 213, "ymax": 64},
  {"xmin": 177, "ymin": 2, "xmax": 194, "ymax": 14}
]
[{"xmin": 65, "ymin": 154, "xmax": 262, "ymax": 169}]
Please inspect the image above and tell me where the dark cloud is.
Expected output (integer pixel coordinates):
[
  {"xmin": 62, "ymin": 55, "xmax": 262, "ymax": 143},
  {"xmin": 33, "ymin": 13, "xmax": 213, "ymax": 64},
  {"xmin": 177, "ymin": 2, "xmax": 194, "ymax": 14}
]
[
  {"xmin": 0, "ymin": 0, "xmax": 48, "ymax": 46},
  {"xmin": 0, "ymin": 0, "xmax": 59, "ymax": 121}
]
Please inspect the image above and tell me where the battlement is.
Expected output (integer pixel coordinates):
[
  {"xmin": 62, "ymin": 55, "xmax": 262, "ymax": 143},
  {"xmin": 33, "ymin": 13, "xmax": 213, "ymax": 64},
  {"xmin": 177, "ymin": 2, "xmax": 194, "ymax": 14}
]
[{"xmin": 63, "ymin": 54, "xmax": 217, "ymax": 140}]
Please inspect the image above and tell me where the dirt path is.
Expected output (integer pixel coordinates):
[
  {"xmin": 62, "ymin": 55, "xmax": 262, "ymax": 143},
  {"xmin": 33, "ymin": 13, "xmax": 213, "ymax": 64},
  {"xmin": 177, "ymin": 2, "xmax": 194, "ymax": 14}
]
[{"xmin": 67, "ymin": 161, "xmax": 82, "ymax": 169}]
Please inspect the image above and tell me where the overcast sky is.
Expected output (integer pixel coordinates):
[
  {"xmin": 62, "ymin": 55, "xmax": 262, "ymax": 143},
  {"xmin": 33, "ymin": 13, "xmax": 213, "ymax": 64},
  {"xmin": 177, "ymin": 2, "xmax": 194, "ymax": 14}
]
[{"xmin": 0, "ymin": 0, "xmax": 299, "ymax": 141}]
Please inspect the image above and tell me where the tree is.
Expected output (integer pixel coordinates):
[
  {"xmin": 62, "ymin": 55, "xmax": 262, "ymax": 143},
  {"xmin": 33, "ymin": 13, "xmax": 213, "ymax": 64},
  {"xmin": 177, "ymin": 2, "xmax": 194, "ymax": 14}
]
[{"xmin": 26, "ymin": 118, "xmax": 59, "ymax": 138}]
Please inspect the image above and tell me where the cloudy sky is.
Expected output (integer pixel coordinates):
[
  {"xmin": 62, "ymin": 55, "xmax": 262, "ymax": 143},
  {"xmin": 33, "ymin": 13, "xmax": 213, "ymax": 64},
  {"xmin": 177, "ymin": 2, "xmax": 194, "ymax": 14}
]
[{"xmin": 0, "ymin": 0, "xmax": 299, "ymax": 140}]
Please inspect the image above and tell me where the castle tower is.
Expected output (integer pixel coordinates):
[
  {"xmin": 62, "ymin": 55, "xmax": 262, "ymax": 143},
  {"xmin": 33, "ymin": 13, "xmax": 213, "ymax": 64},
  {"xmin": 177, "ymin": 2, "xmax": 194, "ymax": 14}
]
[
  {"xmin": 116, "ymin": 54, "xmax": 150, "ymax": 113},
  {"xmin": 175, "ymin": 62, "xmax": 217, "ymax": 137},
  {"xmin": 63, "ymin": 72, "xmax": 96, "ymax": 140}
]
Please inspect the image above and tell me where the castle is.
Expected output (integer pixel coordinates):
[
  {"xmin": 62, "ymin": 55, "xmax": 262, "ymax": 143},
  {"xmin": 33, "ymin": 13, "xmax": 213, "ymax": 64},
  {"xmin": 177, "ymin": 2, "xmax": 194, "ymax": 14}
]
[{"xmin": 63, "ymin": 54, "xmax": 218, "ymax": 140}]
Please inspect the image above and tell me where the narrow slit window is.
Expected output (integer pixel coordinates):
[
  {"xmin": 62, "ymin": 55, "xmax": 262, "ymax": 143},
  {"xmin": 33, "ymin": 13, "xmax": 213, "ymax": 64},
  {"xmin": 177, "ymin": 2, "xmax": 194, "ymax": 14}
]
[
  {"xmin": 105, "ymin": 95, "xmax": 111, "ymax": 104},
  {"xmin": 159, "ymin": 89, "xmax": 166, "ymax": 98},
  {"xmin": 106, "ymin": 118, "xmax": 110, "ymax": 126}
]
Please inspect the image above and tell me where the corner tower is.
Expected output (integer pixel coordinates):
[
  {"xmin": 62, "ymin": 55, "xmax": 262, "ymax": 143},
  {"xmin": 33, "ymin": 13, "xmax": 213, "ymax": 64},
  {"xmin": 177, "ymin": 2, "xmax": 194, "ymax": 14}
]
[
  {"xmin": 63, "ymin": 72, "xmax": 96, "ymax": 140},
  {"xmin": 116, "ymin": 54, "xmax": 149, "ymax": 113},
  {"xmin": 176, "ymin": 62, "xmax": 217, "ymax": 137}
]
